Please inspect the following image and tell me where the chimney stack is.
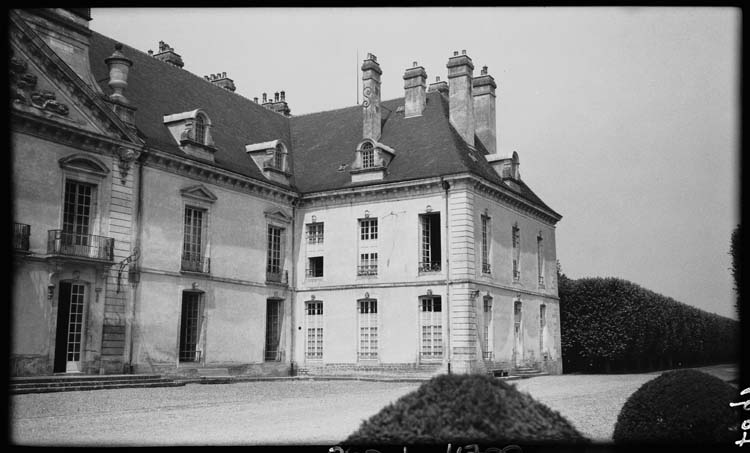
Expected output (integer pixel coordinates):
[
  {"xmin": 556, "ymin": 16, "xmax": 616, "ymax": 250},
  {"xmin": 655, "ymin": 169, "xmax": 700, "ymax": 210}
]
[
  {"xmin": 205, "ymin": 72, "xmax": 236, "ymax": 92},
  {"xmin": 428, "ymin": 76, "xmax": 449, "ymax": 96},
  {"xmin": 472, "ymin": 65, "xmax": 497, "ymax": 154},
  {"xmin": 361, "ymin": 53, "xmax": 382, "ymax": 141},
  {"xmin": 447, "ymin": 50, "xmax": 475, "ymax": 146},
  {"xmin": 153, "ymin": 40, "xmax": 184, "ymax": 68},
  {"xmin": 403, "ymin": 61, "xmax": 427, "ymax": 118},
  {"xmin": 260, "ymin": 90, "xmax": 291, "ymax": 117}
]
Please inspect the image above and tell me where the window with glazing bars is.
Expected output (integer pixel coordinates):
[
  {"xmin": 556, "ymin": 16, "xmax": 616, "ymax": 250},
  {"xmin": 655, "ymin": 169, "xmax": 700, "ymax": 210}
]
[
  {"xmin": 306, "ymin": 222, "xmax": 324, "ymax": 244},
  {"xmin": 194, "ymin": 114, "xmax": 207, "ymax": 144},
  {"xmin": 63, "ymin": 180, "xmax": 94, "ymax": 246},
  {"xmin": 420, "ymin": 296, "xmax": 443, "ymax": 359},
  {"xmin": 483, "ymin": 296, "xmax": 493, "ymax": 358},
  {"xmin": 66, "ymin": 283, "xmax": 86, "ymax": 363},
  {"xmin": 358, "ymin": 299, "xmax": 378, "ymax": 360},
  {"xmin": 267, "ymin": 225, "xmax": 283, "ymax": 277},
  {"xmin": 265, "ymin": 299, "xmax": 282, "ymax": 361},
  {"xmin": 512, "ymin": 225, "xmax": 521, "ymax": 280},
  {"xmin": 419, "ymin": 213, "xmax": 441, "ymax": 271},
  {"xmin": 361, "ymin": 142, "xmax": 375, "ymax": 168},
  {"xmin": 182, "ymin": 207, "xmax": 206, "ymax": 271},
  {"xmin": 307, "ymin": 256, "xmax": 324, "ymax": 277},
  {"xmin": 481, "ymin": 215, "xmax": 490, "ymax": 273},
  {"xmin": 539, "ymin": 304, "xmax": 547, "ymax": 353},
  {"xmin": 360, "ymin": 218, "xmax": 378, "ymax": 240},
  {"xmin": 537, "ymin": 234, "xmax": 545, "ymax": 287},
  {"xmin": 358, "ymin": 252, "xmax": 378, "ymax": 275},
  {"xmin": 179, "ymin": 291, "xmax": 202, "ymax": 362},
  {"xmin": 306, "ymin": 301, "xmax": 323, "ymax": 359},
  {"xmin": 273, "ymin": 145, "xmax": 285, "ymax": 170}
]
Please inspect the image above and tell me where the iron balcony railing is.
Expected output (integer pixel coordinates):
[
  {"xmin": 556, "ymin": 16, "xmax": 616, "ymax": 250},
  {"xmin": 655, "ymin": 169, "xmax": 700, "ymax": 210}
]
[
  {"xmin": 357, "ymin": 264, "xmax": 378, "ymax": 276},
  {"xmin": 306, "ymin": 234, "xmax": 324, "ymax": 244},
  {"xmin": 266, "ymin": 269, "xmax": 288, "ymax": 284},
  {"xmin": 418, "ymin": 261, "xmax": 441, "ymax": 273},
  {"xmin": 14, "ymin": 222, "xmax": 30, "ymax": 251},
  {"xmin": 47, "ymin": 230, "xmax": 114, "ymax": 261},
  {"xmin": 181, "ymin": 254, "xmax": 210, "ymax": 273},
  {"xmin": 482, "ymin": 263, "xmax": 492, "ymax": 274},
  {"xmin": 483, "ymin": 351, "xmax": 494, "ymax": 360},
  {"xmin": 538, "ymin": 276, "xmax": 545, "ymax": 288}
]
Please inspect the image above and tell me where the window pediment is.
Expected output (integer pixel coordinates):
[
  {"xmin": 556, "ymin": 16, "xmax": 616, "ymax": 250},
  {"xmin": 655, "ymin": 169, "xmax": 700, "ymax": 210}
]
[
  {"xmin": 180, "ymin": 184, "xmax": 217, "ymax": 204},
  {"xmin": 59, "ymin": 153, "xmax": 110, "ymax": 177},
  {"xmin": 264, "ymin": 208, "xmax": 292, "ymax": 224}
]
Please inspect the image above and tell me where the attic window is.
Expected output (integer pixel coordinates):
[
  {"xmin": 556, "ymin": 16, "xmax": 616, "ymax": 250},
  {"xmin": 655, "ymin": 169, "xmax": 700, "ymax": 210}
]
[
  {"xmin": 361, "ymin": 142, "xmax": 375, "ymax": 169},
  {"xmin": 194, "ymin": 114, "xmax": 207, "ymax": 145}
]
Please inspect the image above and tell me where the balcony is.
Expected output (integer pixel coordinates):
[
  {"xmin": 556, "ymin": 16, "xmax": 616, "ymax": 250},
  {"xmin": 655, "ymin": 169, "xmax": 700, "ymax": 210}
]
[
  {"xmin": 418, "ymin": 261, "xmax": 441, "ymax": 273},
  {"xmin": 481, "ymin": 263, "xmax": 492, "ymax": 274},
  {"xmin": 47, "ymin": 230, "xmax": 114, "ymax": 262},
  {"xmin": 14, "ymin": 223, "xmax": 30, "ymax": 252},
  {"xmin": 538, "ymin": 276, "xmax": 545, "ymax": 288},
  {"xmin": 266, "ymin": 269, "xmax": 288, "ymax": 284},
  {"xmin": 357, "ymin": 264, "xmax": 378, "ymax": 276},
  {"xmin": 181, "ymin": 254, "xmax": 210, "ymax": 273}
]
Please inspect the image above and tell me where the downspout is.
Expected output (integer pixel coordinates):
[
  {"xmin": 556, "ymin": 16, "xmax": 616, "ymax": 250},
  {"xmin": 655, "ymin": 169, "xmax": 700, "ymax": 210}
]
[
  {"xmin": 128, "ymin": 149, "xmax": 145, "ymax": 373},
  {"xmin": 442, "ymin": 179, "xmax": 451, "ymax": 374}
]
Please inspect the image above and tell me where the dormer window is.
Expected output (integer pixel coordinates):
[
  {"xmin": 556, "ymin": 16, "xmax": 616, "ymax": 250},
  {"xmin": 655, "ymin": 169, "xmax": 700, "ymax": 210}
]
[
  {"xmin": 245, "ymin": 140, "xmax": 292, "ymax": 185},
  {"xmin": 163, "ymin": 109, "xmax": 217, "ymax": 162},
  {"xmin": 271, "ymin": 144, "xmax": 285, "ymax": 170},
  {"xmin": 361, "ymin": 142, "xmax": 375, "ymax": 169},
  {"xmin": 351, "ymin": 140, "xmax": 396, "ymax": 183},
  {"xmin": 194, "ymin": 113, "xmax": 207, "ymax": 145}
]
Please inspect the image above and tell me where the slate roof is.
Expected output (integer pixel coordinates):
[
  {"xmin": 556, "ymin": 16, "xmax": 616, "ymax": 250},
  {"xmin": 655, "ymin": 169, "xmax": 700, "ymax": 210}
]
[{"xmin": 88, "ymin": 31, "xmax": 559, "ymax": 219}]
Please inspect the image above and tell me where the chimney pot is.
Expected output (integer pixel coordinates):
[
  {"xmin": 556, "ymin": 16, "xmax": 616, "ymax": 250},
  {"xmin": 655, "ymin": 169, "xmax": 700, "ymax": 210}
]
[
  {"xmin": 454, "ymin": 51, "xmax": 459, "ymax": 56},
  {"xmin": 275, "ymin": 92, "xmax": 280, "ymax": 102},
  {"xmin": 254, "ymin": 97, "xmax": 258, "ymax": 103},
  {"xmin": 148, "ymin": 49, "xmax": 153, "ymax": 56},
  {"xmin": 280, "ymin": 91, "xmax": 285, "ymax": 101},
  {"xmin": 436, "ymin": 76, "xmax": 440, "ymax": 82},
  {"xmin": 222, "ymin": 72, "xmax": 226, "ymax": 78},
  {"xmin": 413, "ymin": 61, "xmax": 418, "ymax": 67},
  {"xmin": 482, "ymin": 65, "xmax": 488, "ymax": 75},
  {"xmin": 262, "ymin": 93, "xmax": 267, "ymax": 103},
  {"xmin": 462, "ymin": 49, "xmax": 466, "ymax": 55}
]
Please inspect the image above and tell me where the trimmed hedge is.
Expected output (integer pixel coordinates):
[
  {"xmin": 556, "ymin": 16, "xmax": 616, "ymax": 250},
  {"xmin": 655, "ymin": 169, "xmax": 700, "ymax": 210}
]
[
  {"xmin": 344, "ymin": 373, "xmax": 587, "ymax": 445},
  {"xmin": 559, "ymin": 276, "xmax": 738, "ymax": 373},
  {"xmin": 613, "ymin": 369, "xmax": 740, "ymax": 444}
]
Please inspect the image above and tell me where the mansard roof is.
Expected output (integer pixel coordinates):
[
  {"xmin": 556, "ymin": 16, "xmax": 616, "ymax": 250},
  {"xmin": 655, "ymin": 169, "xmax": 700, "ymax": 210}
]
[{"xmin": 87, "ymin": 30, "xmax": 558, "ymax": 220}]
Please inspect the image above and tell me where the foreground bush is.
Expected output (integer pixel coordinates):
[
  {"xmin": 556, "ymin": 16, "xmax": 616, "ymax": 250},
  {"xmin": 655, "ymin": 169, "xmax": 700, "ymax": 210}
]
[
  {"xmin": 345, "ymin": 374, "xmax": 587, "ymax": 445},
  {"xmin": 613, "ymin": 369, "xmax": 739, "ymax": 444}
]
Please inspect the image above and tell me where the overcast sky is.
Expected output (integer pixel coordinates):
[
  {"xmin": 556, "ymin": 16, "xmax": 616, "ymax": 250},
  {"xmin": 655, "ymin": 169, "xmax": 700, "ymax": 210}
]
[{"xmin": 90, "ymin": 7, "xmax": 740, "ymax": 319}]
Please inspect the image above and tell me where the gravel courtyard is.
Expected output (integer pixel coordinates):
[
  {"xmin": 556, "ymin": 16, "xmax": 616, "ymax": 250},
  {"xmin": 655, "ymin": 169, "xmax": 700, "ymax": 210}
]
[{"xmin": 10, "ymin": 364, "xmax": 737, "ymax": 446}]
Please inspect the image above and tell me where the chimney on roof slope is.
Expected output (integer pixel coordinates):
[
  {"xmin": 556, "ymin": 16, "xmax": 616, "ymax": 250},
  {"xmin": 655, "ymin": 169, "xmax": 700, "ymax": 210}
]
[
  {"xmin": 361, "ymin": 53, "xmax": 382, "ymax": 141},
  {"xmin": 447, "ymin": 50, "xmax": 475, "ymax": 146},
  {"xmin": 153, "ymin": 40, "xmax": 184, "ymax": 68},
  {"xmin": 206, "ymin": 72, "xmax": 236, "ymax": 92},
  {"xmin": 473, "ymin": 65, "xmax": 497, "ymax": 154},
  {"xmin": 260, "ymin": 90, "xmax": 291, "ymax": 117},
  {"xmin": 403, "ymin": 61, "xmax": 427, "ymax": 118},
  {"xmin": 428, "ymin": 76, "xmax": 449, "ymax": 96}
]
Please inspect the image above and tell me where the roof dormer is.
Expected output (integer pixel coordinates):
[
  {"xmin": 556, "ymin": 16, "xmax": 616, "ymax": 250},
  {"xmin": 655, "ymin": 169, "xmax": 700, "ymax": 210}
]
[
  {"xmin": 486, "ymin": 150, "xmax": 521, "ymax": 192},
  {"xmin": 245, "ymin": 139, "xmax": 292, "ymax": 186},
  {"xmin": 350, "ymin": 139, "xmax": 395, "ymax": 183},
  {"xmin": 163, "ymin": 109, "xmax": 217, "ymax": 162}
]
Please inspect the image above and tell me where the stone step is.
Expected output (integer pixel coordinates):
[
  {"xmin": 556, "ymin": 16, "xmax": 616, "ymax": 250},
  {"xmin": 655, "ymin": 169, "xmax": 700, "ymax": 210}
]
[
  {"xmin": 11, "ymin": 377, "xmax": 173, "ymax": 390},
  {"xmin": 195, "ymin": 368, "xmax": 231, "ymax": 377},
  {"xmin": 10, "ymin": 380, "xmax": 185, "ymax": 395},
  {"xmin": 10, "ymin": 374, "xmax": 163, "ymax": 385}
]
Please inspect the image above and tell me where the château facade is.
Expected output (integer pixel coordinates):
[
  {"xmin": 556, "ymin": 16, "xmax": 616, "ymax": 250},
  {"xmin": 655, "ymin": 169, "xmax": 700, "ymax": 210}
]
[{"xmin": 10, "ymin": 8, "xmax": 563, "ymax": 378}]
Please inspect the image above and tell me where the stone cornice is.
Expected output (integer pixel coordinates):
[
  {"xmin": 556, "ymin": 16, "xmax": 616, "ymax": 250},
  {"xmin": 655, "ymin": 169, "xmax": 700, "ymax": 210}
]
[
  {"xmin": 141, "ymin": 147, "xmax": 299, "ymax": 204},
  {"xmin": 467, "ymin": 174, "xmax": 562, "ymax": 225},
  {"xmin": 11, "ymin": 110, "xmax": 142, "ymax": 159}
]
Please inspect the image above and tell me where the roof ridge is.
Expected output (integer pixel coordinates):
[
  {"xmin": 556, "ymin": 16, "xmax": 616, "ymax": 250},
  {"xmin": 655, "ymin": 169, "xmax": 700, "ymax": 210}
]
[{"xmin": 291, "ymin": 95, "xmax": 407, "ymax": 120}]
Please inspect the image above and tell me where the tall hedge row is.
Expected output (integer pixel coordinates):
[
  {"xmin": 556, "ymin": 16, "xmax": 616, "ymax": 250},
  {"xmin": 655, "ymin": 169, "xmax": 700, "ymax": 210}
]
[{"xmin": 559, "ymin": 276, "xmax": 738, "ymax": 373}]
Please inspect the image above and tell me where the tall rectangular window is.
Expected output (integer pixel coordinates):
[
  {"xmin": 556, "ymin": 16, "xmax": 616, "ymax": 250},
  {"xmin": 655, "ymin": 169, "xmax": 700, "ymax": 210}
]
[
  {"xmin": 358, "ymin": 252, "xmax": 378, "ymax": 276},
  {"xmin": 512, "ymin": 224, "xmax": 521, "ymax": 281},
  {"xmin": 266, "ymin": 225, "xmax": 283, "ymax": 282},
  {"xmin": 537, "ymin": 234, "xmax": 545, "ymax": 287},
  {"xmin": 306, "ymin": 301, "xmax": 323, "ymax": 360},
  {"xmin": 420, "ymin": 296, "xmax": 443, "ymax": 359},
  {"xmin": 481, "ymin": 215, "xmax": 491, "ymax": 274},
  {"xmin": 358, "ymin": 299, "xmax": 378, "ymax": 360},
  {"xmin": 419, "ymin": 213, "xmax": 441, "ymax": 272},
  {"xmin": 360, "ymin": 218, "xmax": 378, "ymax": 241},
  {"xmin": 483, "ymin": 296, "xmax": 493, "ymax": 360},
  {"xmin": 265, "ymin": 299, "xmax": 282, "ymax": 361},
  {"xmin": 63, "ymin": 180, "xmax": 94, "ymax": 245},
  {"xmin": 179, "ymin": 291, "xmax": 202, "ymax": 362},
  {"xmin": 306, "ymin": 222, "xmax": 324, "ymax": 244},
  {"xmin": 307, "ymin": 256, "xmax": 324, "ymax": 277},
  {"xmin": 182, "ymin": 206, "xmax": 208, "ymax": 272}
]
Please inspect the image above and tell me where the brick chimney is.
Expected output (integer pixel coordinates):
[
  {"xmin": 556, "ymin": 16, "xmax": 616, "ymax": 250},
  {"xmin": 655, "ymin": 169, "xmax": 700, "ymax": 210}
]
[
  {"xmin": 260, "ymin": 90, "xmax": 291, "ymax": 117},
  {"xmin": 403, "ymin": 61, "xmax": 427, "ymax": 118},
  {"xmin": 361, "ymin": 53, "xmax": 382, "ymax": 141},
  {"xmin": 447, "ymin": 50, "xmax": 475, "ymax": 146},
  {"xmin": 205, "ymin": 72, "xmax": 236, "ymax": 92},
  {"xmin": 473, "ymin": 65, "xmax": 497, "ymax": 154},
  {"xmin": 428, "ymin": 76, "xmax": 449, "ymax": 96},
  {"xmin": 152, "ymin": 41, "xmax": 184, "ymax": 68}
]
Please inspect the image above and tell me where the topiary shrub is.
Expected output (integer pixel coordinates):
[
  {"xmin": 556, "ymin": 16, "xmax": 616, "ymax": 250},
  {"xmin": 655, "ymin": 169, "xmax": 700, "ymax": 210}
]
[
  {"xmin": 344, "ymin": 373, "xmax": 587, "ymax": 445},
  {"xmin": 613, "ymin": 369, "xmax": 740, "ymax": 444}
]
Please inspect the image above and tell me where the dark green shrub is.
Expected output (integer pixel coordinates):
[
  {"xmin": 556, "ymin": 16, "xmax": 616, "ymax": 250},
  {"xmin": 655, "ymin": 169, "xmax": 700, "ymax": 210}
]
[
  {"xmin": 344, "ymin": 373, "xmax": 587, "ymax": 445},
  {"xmin": 613, "ymin": 369, "xmax": 740, "ymax": 444}
]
